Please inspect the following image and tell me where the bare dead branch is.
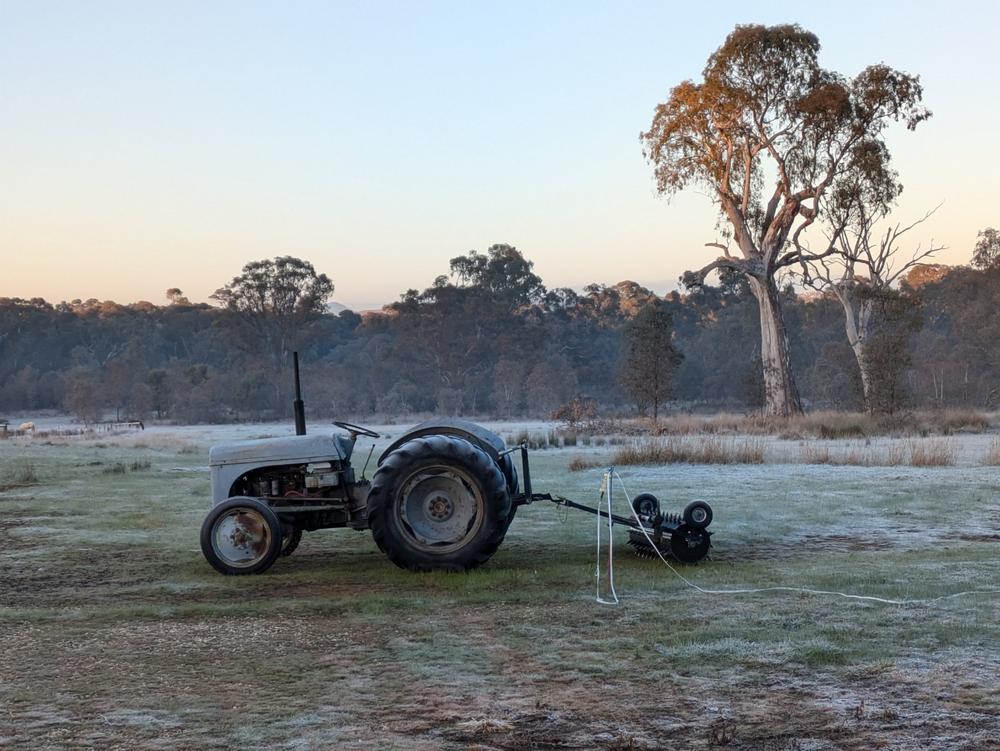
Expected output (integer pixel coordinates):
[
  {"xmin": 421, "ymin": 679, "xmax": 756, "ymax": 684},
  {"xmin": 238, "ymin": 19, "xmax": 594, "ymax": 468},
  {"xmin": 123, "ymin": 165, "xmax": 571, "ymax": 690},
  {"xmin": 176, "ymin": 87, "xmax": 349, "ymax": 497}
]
[{"xmin": 682, "ymin": 255, "xmax": 754, "ymax": 287}]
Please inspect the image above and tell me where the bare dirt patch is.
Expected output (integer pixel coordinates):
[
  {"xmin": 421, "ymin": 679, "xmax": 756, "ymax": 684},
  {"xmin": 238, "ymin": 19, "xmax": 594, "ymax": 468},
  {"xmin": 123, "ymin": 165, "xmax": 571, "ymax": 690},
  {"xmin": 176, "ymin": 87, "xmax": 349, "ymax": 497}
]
[
  {"xmin": 958, "ymin": 532, "xmax": 1000, "ymax": 543},
  {"xmin": 3, "ymin": 610, "xmax": 998, "ymax": 750}
]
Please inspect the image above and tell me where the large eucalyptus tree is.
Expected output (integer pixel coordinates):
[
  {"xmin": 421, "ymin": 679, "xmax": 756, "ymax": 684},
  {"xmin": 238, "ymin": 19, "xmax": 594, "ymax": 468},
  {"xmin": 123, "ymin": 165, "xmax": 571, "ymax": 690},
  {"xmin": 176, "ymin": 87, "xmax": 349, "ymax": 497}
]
[
  {"xmin": 642, "ymin": 24, "xmax": 929, "ymax": 415},
  {"xmin": 211, "ymin": 256, "xmax": 335, "ymax": 373}
]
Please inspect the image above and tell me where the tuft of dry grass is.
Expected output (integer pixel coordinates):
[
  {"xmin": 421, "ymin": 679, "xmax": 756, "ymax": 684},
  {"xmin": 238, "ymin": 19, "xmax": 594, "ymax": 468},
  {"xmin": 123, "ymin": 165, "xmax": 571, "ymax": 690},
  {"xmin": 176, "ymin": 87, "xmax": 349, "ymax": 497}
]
[
  {"xmin": 646, "ymin": 409, "xmax": 994, "ymax": 439},
  {"xmin": 886, "ymin": 443, "xmax": 908, "ymax": 466},
  {"xmin": 101, "ymin": 459, "xmax": 153, "ymax": 475},
  {"xmin": 651, "ymin": 411, "xmax": 877, "ymax": 437},
  {"xmin": 799, "ymin": 439, "xmax": 956, "ymax": 467},
  {"xmin": 800, "ymin": 444, "xmax": 832, "ymax": 465},
  {"xmin": 981, "ymin": 438, "xmax": 1000, "ymax": 466},
  {"xmin": 908, "ymin": 439, "xmax": 956, "ymax": 467},
  {"xmin": 31, "ymin": 432, "xmax": 200, "ymax": 452},
  {"xmin": 934, "ymin": 409, "xmax": 992, "ymax": 434},
  {"xmin": 568, "ymin": 455, "xmax": 603, "ymax": 472},
  {"xmin": 454, "ymin": 718, "xmax": 515, "ymax": 735},
  {"xmin": 610, "ymin": 436, "xmax": 765, "ymax": 466},
  {"xmin": 2, "ymin": 458, "xmax": 39, "ymax": 485},
  {"xmin": 801, "ymin": 442, "xmax": 880, "ymax": 466}
]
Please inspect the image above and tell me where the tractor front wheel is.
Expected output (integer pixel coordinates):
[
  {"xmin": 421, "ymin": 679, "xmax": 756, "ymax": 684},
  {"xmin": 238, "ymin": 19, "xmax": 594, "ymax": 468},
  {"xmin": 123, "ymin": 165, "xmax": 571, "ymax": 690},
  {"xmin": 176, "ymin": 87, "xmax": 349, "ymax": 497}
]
[
  {"xmin": 368, "ymin": 436, "xmax": 511, "ymax": 571},
  {"xmin": 200, "ymin": 496, "xmax": 283, "ymax": 575}
]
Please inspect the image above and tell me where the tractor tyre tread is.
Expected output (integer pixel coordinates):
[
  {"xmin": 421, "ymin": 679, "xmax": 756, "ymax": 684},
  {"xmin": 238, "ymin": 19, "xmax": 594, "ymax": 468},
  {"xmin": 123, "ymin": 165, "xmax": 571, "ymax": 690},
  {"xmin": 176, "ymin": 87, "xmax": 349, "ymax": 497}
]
[{"xmin": 368, "ymin": 436, "xmax": 511, "ymax": 572}]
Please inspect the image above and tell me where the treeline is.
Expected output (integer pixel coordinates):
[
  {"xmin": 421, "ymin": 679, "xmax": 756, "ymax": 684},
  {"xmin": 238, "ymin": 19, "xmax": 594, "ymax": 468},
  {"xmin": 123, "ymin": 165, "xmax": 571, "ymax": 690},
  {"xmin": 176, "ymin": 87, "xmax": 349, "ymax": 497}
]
[{"xmin": 1, "ymin": 245, "xmax": 998, "ymax": 422}]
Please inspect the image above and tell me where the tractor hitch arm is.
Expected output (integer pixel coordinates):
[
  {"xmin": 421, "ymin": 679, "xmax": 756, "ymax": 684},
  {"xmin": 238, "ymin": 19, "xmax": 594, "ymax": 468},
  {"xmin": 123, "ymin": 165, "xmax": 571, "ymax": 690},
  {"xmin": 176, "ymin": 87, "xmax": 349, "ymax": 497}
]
[
  {"xmin": 550, "ymin": 495, "xmax": 643, "ymax": 529},
  {"xmin": 507, "ymin": 443, "xmax": 645, "ymax": 529}
]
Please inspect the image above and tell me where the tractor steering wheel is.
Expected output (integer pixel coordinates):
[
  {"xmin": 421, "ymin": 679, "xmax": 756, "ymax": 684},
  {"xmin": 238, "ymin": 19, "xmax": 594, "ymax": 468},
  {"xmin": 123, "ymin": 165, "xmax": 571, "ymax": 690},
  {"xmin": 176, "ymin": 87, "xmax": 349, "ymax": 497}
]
[{"xmin": 333, "ymin": 421, "xmax": 380, "ymax": 439}]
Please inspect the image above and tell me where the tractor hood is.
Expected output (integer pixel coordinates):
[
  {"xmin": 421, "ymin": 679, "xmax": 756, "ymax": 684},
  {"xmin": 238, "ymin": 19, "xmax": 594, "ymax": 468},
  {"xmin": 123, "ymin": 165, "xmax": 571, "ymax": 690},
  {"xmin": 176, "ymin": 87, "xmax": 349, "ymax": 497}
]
[{"xmin": 209, "ymin": 434, "xmax": 349, "ymax": 468}]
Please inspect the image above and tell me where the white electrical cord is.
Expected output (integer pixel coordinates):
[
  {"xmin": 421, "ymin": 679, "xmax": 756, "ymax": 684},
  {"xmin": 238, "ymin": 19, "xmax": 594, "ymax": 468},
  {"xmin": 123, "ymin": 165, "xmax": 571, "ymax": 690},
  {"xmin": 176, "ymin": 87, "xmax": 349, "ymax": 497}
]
[
  {"xmin": 603, "ymin": 469, "xmax": 1000, "ymax": 607},
  {"xmin": 594, "ymin": 470, "xmax": 619, "ymax": 605}
]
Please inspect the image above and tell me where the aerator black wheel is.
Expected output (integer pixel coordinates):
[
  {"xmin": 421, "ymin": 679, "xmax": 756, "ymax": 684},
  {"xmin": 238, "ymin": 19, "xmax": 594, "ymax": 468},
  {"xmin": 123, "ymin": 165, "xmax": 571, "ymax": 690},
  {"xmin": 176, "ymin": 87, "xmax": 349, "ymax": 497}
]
[
  {"xmin": 670, "ymin": 524, "xmax": 712, "ymax": 564},
  {"xmin": 368, "ymin": 436, "xmax": 512, "ymax": 571},
  {"xmin": 683, "ymin": 500, "xmax": 713, "ymax": 529},
  {"xmin": 631, "ymin": 492, "xmax": 660, "ymax": 520},
  {"xmin": 200, "ymin": 496, "xmax": 284, "ymax": 575}
]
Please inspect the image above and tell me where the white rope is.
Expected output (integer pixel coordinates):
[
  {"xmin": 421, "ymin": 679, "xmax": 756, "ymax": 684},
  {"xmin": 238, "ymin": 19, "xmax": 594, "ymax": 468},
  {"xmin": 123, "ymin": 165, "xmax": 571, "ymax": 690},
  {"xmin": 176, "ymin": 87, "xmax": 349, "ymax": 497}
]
[
  {"xmin": 594, "ymin": 470, "xmax": 619, "ymax": 605},
  {"xmin": 610, "ymin": 470, "xmax": 1000, "ymax": 607}
]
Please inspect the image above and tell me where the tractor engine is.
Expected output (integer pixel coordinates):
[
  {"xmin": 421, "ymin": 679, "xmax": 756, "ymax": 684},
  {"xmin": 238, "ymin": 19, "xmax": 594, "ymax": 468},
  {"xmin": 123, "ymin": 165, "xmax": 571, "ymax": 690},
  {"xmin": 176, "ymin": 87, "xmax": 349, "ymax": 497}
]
[{"xmin": 232, "ymin": 460, "xmax": 356, "ymax": 500}]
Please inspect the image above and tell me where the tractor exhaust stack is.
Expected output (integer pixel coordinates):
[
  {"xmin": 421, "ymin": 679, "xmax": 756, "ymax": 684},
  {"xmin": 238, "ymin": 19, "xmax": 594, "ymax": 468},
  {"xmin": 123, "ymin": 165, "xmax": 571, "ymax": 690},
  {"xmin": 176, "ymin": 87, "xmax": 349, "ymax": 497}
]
[{"xmin": 293, "ymin": 351, "xmax": 306, "ymax": 436}]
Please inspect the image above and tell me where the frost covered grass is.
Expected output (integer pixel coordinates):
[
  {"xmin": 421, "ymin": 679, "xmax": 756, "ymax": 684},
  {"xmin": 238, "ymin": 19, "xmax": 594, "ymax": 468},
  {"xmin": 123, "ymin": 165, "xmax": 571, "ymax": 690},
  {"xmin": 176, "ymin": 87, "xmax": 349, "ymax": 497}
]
[{"xmin": 1, "ymin": 424, "xmax": 998, "ymax": 748}]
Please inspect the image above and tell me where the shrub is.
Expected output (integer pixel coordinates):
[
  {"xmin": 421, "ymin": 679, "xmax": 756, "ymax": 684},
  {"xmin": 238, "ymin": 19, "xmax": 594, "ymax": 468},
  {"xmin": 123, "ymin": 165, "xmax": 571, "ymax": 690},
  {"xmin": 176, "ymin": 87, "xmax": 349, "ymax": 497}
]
[{"xmin": 551, "ymin": 396, "xmax": 598, "ymax": 430}]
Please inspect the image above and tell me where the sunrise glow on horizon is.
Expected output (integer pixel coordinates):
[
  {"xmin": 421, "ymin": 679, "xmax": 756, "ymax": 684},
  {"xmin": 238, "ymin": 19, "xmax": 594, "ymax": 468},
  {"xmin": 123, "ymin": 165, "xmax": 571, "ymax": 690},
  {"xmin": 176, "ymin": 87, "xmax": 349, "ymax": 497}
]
[{"xmin": 2, "ymin": 1, "xmax": 998, "ymax": 310}]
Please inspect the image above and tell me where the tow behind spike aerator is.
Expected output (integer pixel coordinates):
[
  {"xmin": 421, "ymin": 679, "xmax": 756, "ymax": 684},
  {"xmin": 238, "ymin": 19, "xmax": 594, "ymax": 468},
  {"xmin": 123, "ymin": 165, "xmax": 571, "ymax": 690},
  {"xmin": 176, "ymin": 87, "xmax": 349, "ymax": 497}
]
[
  {"xmin": 199, "ymin": 355, "xmax": 714, "ymax": 575},
  {"xmin": 625, "ymin": 495, "xmax": 714, "ymax": 563}
]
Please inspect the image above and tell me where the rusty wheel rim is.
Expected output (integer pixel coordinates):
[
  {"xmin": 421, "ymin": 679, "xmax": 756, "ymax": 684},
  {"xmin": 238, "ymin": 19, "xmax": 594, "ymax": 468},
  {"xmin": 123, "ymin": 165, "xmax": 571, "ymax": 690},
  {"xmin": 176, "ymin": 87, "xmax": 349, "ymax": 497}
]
[{"xmin": 211, "ymin": 508, "xmax": 273, "ymax": 568}]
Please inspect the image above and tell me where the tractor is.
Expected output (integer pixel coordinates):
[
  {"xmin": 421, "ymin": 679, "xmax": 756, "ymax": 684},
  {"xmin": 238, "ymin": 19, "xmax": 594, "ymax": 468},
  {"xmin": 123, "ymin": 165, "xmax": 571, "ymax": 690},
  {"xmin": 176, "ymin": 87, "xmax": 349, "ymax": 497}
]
[{"xmin": 200, "ymin": 355, "xmax": 714, "ymax": 575}]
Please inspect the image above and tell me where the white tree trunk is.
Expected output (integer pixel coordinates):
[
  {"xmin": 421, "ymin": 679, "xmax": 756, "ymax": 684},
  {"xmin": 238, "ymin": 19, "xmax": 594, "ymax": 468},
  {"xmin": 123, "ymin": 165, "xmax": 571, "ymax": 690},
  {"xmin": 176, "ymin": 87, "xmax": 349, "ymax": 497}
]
[
  {"xmin": 837, "ymin": 291, "xmax": 872, "ymax": 408},
  {"xmin": 748, "ymin": 277, "xmax": 803, "ymax": 417}
]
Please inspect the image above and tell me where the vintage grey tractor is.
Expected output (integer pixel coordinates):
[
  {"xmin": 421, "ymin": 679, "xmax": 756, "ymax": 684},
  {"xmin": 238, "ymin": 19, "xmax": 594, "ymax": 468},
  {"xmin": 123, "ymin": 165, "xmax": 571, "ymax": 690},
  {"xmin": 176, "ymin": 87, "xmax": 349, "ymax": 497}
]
[{"xmin": 200, "ymin": 355, "xmax": 714, "ymax": 575}]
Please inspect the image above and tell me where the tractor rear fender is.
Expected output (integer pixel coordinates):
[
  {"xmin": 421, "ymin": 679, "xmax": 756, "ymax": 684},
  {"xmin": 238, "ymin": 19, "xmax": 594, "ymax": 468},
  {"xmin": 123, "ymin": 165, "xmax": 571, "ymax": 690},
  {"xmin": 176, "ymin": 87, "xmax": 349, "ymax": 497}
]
[{"xmin": 379, "ymin": 419, "xmax": 518, "ymax": 494}]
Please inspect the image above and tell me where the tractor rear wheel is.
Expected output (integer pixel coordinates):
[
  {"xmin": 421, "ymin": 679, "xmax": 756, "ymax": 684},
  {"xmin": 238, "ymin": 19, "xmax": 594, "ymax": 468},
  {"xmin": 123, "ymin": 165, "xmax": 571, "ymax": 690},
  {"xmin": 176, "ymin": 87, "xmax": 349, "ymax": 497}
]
[{"xmin": 368, "ymin": 436, "xmax": 511, "ymax": 571}]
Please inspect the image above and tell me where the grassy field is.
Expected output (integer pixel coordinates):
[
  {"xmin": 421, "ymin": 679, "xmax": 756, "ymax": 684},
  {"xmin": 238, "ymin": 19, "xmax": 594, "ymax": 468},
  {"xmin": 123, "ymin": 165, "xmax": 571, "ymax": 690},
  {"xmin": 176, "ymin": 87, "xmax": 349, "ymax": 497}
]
[{"xmin": 1, "ymin": 423, "xmax": 999, "ymax": 749}]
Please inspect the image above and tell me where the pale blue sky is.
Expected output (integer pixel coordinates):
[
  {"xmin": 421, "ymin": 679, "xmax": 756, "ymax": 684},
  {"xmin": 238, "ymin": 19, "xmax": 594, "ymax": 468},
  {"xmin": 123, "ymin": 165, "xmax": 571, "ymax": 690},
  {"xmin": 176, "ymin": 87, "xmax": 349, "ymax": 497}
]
[{"xmin": 2, "ymin": 1, "xmax": 998, "ymax": 309}]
